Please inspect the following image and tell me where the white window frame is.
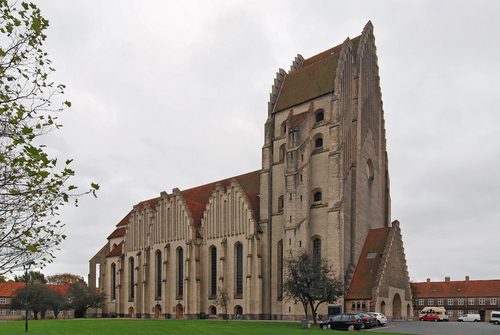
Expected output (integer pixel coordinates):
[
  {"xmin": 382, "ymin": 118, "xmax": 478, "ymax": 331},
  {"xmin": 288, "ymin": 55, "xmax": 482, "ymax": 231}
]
[
  {"xmin": 479, "ymin": 298, "xmax": 485, "ymax": 305},
  {"xmin": 447, "ymin": 310, "xmax": 453, "ymax": 317},
  {"xmin": 491, "ymin": 298, "xmax": 497, "ymax": 305},
  {"xmin": 448, "ymin": 298, "xmax": 453, "ymax": 305},
  {"xmin": 438, "ymin": 299, "xmax": 443, "ymax": 305},
  {"xmin": 418, "ymin": 299, "xmax": 424, "ymax": 306},
  {"xmin": 458, "ymin": 298, "xmax": 464, "ymax": 305},
  {"xmin": 0, "ymin": 298, "xmax": 6, "ymax": 304},
  {"xmin": 21, "ymin": 310, "xmax": 26, "ymax": 316},
  {"xmin": 458, "ymin": 310, "xmax": 464, "ymax": 317},
  {"xmin": 468, "ymin": 310, "xmax": 474, "ymax": 314},
  {"xmin": 468, "ymin": 298, "xmax": 474, "ymax": 305},
  {"xmin": 0, "ymin": 309, "xmax": 6, "ymax": 316},
  {"xmin": 428, "ymin": 299, "xmax": 434, "ymax": 305},
  {"xmin": 67, "ymin": 310, "xmax": 72, "ymax": 316},
  {"xmin": 11, "ymin": 310, "xmax": 17, "ymax": 315},
  {"xmin": 58, "ymin": 311, "xmax": 64, "ymax": 315}
]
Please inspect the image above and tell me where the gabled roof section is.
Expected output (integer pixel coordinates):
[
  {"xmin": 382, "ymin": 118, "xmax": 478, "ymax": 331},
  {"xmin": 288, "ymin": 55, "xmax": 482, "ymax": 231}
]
[
  {"xmin": 274, "ymin": 36, "xmax": 361, "ymax": 113},
  {"xmin": 289, "ymin": 110, "xmax": 309, "ymax": 129},
  {"xmin": 116, "ymin": 198, "xmax": 159, "ymax": 227},
  {"xmin": 181, "ymin": 170, "xmax": 261, "ymax": 237},
  {"xmin": 105, "ymin": 241, "xmax": 123, "ymax": 258},
  {"xmin": 346, "ymin": 227, "xmax": 390, "ymax": 299},
  {"xmin": 181, "ymin": 170, "xmax": 260, "ymax": 205},
  {"xmin": 412, "ymin": 279, "xmax": 500, "ymax": 298},
  {"xmin": 107, "ymin": 227, "xmax": 126, "ymax": 239}
]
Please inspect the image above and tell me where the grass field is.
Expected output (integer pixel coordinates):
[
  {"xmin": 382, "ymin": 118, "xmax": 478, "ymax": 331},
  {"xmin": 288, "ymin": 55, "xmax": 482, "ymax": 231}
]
[{"xmin": 0, "ymin": 319, "xmax": 404, "ymax": 334}]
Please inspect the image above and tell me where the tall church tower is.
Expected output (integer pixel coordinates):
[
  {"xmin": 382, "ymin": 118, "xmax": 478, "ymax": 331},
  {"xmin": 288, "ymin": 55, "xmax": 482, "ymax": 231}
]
[{"xmin": 259, "ymin": 21, "xmax": 391, "ymax": 319}]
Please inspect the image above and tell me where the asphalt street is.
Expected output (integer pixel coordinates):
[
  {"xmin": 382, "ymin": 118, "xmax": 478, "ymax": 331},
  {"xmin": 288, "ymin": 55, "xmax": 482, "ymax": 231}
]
[{"xmin": 365, "ymin": 321, "xmax": 499, "ymax": 335}]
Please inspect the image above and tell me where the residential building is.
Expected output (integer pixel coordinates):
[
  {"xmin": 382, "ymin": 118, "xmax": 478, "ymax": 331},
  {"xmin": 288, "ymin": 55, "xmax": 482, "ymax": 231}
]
[{"xmin": 412, "ymin": 276, "xmax": 500, "ymax": 322}]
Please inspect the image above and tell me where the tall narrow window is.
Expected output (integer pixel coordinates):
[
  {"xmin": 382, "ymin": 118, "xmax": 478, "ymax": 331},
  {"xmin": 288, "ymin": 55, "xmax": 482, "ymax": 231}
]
[
  {"xmin": 178, "ymin": 248, "xmax": 184, "ymax": 297},
  {"xmin": 314, "ymin": 191, "xmax": 322, "ymax": 202},
  {"xmin": 277, "ymin": 240, "xmax": 283, "ymax": 299},
  {"xmin": 211, "ymin": 247, "xmax": 217, "ymax": 297},
  {"xmin": 313, "ymin": 238, "xmax": 321, "ymax": 262},
  {"xmin": 156, "ymin": 251, "xmax": 162, "ymax": 298},
  {"xmin": 111, "ymin": 263, "xmax": 116, "ymax": 300},
  {"xmin": 278, "ymin": 195, "xmax": 284, "ymax": 212},
  {"xmin": 129, "ymin": 257, "xmax": 135, "ymax": 300},
  {"xmin": 236, "ymin": 243, "xmax": 243, "ymax": 296},
  {"xmin": 316, "ymin": 111, "xmax": 324, "ymax": 123}
]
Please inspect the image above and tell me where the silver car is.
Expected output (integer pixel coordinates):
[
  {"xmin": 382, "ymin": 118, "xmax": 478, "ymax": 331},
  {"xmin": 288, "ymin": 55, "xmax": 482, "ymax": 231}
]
[{"xmin": 369, "ymin": 312, "xmax": 388, "ymax": 326}]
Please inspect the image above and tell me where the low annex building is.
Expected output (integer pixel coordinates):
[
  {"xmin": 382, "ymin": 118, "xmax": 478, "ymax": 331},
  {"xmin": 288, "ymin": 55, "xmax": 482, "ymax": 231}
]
[
  {"xmin": 412, "ymin": 277, "xmax": 500, "ymax": 322},
  {"xmin": 89, "ymin": 22, "xmax": 412, "ymax": 321},
  {"xmin": 0, "ymin": 282, "xmax": 73, "ymax": 320}
]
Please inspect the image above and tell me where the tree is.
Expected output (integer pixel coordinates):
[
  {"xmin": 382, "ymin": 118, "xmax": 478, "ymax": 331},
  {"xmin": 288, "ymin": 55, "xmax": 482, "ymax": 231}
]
[
  {"xmin": 214, "ymin": 286, "xmax": 230, "ymax": 322},
  {"xmin": 13, "ymin": 270, "xmax": 46, "ymax": 284},
  {"xmin": 66, "ymin": 282, "xmax": 106, "ymax": 318},
  {"xmin": 10, "ymin": 283, "xmax": 50, "ymax": 319},
  {"xmin": 283, "ymin": 250, "xmax": 343, "ymax": 325},
  {"xmin": 44, "ymin": 287, "xmax": 66, "ymax": 318},
  {"xmin": 0, "ymin": 1, "xmax": 99, "ymax": 275},
  {"xmin": 46, "ymin": 273, "xmax": 84, "ymax": 285}
]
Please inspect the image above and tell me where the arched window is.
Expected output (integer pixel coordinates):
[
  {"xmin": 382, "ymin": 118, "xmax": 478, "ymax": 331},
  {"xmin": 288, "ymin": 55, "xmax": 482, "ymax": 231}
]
[
  {"xmin": 315, "ymin": 110, "xmax": 324, "ymax": 123},
  {"xmin": 210, "ymin": 306, "xmax": 217, "ymax": 315},
  {"xmin": 111, "ymin": 263, "xmax": 116, "ymax": 300},
  {"xmin": 281, "ymin": 121, "xmax": 287, "ymax": 135},
  {"xmin": 235, "ymin": 305, "xmax": 243, "ymax": 316},
  {"xmin": 129, "ymin": 257, "xmax": 135, "ymax": 300},
  {"xmin": 315, "ymin": 137, "xmax": 323, "ymax": 149},
  {"xmin": 279, "ymin": 143, "xmax": 286, "ymax": 162},
  {"xmin": 314, "ymin": 191, "xmax": 322, "ymax": 202},
  {"xmin": 313, "ymin": 238, "xmax": 321, "ymax": 261},
  {"xmin": 156, "ymin": 251, "xmax": 162, "ymax": 298},
  {"xmin": 210, "ymin": 247, "xmax": 217, "ymax": 297},
  {"xmin": 178, "ymin": 248, "xmax": 184, "ymax": 298},
  {"xmin": 277, "ymin": 195, "xmax": 284, "ymax": 212},
  {"xmin": 236, "ymin": 243, "xmax": 243, "ymax": 296}
]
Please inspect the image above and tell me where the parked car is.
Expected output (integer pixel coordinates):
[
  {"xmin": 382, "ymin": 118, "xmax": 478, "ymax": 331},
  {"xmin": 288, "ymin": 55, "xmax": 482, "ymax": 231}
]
[
  {"xmin": 419, "ymin": 307, "xmax": 449, "ymax": 321},
  {"xmin": 419, "ymin": 313, "xmax": 440, "ymax": 321},
  {"xmin": 489, "ymin": 311, "xmax": 500, "ymax": 325},
  {"xmin": 458, "ymin": 314, "xmax": 480, "ymax": 322},
  {"xmin": 369, "ymin": 312, "xmax": 388, "ymax": 326},
  {"xmin": 319, "ymin": 313, "xmax": 362, "ymax": 330},
  {"xmin": 343, "ymin": 312, "xmax": 376, "ymax": 329}
]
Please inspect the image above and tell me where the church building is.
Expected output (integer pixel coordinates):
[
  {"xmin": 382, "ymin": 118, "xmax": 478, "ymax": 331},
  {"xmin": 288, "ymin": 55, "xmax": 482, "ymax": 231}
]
[{"xmin": 89, "ymin": 22, "xmax": 412, "ymax": 321}]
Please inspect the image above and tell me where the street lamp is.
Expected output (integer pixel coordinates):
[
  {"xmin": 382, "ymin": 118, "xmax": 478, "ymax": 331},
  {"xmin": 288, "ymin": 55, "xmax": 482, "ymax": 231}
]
[{"xmin": 23, "ymin": 261, "xmax": 35, "ymax": 332}]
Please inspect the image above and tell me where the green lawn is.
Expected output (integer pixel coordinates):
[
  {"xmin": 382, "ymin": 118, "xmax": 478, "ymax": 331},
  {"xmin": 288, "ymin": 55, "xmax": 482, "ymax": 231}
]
[{"xmin": 0, "ymin": 319, "xmax": 406, "ymax": 335}]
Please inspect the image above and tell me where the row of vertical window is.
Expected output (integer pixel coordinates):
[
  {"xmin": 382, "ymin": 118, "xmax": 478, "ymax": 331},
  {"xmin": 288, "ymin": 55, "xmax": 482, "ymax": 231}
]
[
  {"xmin": 277, "ymin": 191, "xmax": 322, "ymax": 212},
  {"xmin": 113, "ymin": 244, "xmax": 246, "ymax": 302},
  {"xmin": 279, "ymin": 109, "xmax": 325, "ymax": 135},
  {"xmin": 418, "ymin": 298, "xmax": 497, "ymax": 306}
]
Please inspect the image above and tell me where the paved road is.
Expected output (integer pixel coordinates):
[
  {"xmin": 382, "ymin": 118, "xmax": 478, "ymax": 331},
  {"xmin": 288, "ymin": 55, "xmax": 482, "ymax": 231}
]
[{"xmin": 365, "ymin": 321, "xmax": 499, "ymax": 335}]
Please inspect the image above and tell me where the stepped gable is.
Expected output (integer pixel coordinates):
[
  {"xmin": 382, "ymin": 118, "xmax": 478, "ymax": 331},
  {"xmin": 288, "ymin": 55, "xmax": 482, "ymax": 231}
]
[
  {"xmin": 412, "ymin": 279, "xmax": 500, "ymax": 297},
  {"xmin": 106, "ymin": 241, "xmax": 123, "ymax": 258},
  {"xmin": 274, "ymin": 36, "xmax": 361, "ymax": 113},
  {"xmin": 181, "ymin": 170, "xmax": 261, "ymax": 236},
  {"xmin": 347, "ymin": 227, "xmax": 390, "ymax": 299}
]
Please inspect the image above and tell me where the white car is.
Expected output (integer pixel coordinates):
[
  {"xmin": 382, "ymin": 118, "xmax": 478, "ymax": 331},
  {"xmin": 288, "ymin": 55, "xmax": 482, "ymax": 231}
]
[
  {"xmin": 458, "ymin": 314, "xmax": 481, "ymax": 322},
  {"xmin": 369, "ymin": 312, "xmax": 388, "ymax": 326}
]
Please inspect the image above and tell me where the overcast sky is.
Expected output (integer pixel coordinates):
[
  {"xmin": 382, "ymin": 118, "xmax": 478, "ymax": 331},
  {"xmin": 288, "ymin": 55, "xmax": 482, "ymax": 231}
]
[{"xmin": 18, "ymin": 0, "xmax": 499, "ymax": 284}]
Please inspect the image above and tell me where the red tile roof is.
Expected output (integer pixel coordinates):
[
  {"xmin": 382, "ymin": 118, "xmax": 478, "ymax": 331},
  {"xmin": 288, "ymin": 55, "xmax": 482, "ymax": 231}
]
[
  {"xmin": 107, "ymin": 227, "xmax": 126, "ymax": 239},
  {"xmin": 412, "ymin": 279, "xmax": 500, "ymax": 298},
  {"xmin": 105, "ymin": 241, "xmax": 123, "ymax": 258},
  {"xmin": 0, "ymin": 282, "xmax": 71, "ymax": 298},
  {"xmin": 346, "ymin": 227, "xmax": 391, "ymax": 299},
  {"xmin": 274, "ymin": 36, "xmax": 361, "ymax": 113},
  {"xmin": 116, "ymin": 198, "xmax": 159, "ymax": 227}
]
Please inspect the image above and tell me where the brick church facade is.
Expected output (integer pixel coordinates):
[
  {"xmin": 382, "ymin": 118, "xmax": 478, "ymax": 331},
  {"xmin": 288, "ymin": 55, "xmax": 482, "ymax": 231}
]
[{"xmin": 89, "ymin": 22, "xmax": 412, "ymax": 321}]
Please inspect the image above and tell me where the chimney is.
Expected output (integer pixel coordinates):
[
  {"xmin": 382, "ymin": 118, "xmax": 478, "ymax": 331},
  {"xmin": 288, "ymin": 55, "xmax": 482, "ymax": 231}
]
[
  {"xmin": 445, "ymin": 276, "xmax": 450, "ymax": 283},
  {"xmin": 427, "ymin": 278, "xmax": 431, "ymax": 283},
  {"xmin": 465, "ymin": 276, "xmax": 469, "ymax": 282}
]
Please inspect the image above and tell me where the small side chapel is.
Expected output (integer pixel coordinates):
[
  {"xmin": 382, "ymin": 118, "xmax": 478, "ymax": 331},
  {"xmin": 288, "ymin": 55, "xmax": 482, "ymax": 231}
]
[{"xmin": 89, "ymin": 22, "xmax": 412, "ymax": 321}]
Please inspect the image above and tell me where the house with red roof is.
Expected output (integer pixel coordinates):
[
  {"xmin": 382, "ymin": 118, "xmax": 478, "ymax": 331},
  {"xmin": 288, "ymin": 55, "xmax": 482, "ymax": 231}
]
[
  {"xmin": 411, "ymin": 277, "xmax": 500, "ymax": 322},
  {"xmin": 89, "ymin": 22, "xmax": 412, "ymax": 321},
  {"xmin": 0, "ymin": 282, "xmax": 73, "ymax": 320}
]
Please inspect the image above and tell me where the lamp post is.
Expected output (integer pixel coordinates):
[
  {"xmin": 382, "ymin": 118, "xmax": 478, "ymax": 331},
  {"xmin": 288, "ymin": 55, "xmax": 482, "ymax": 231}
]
[{"xmin": 23, "ymin": 261, "xmax": 35, "ymax": 332}]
